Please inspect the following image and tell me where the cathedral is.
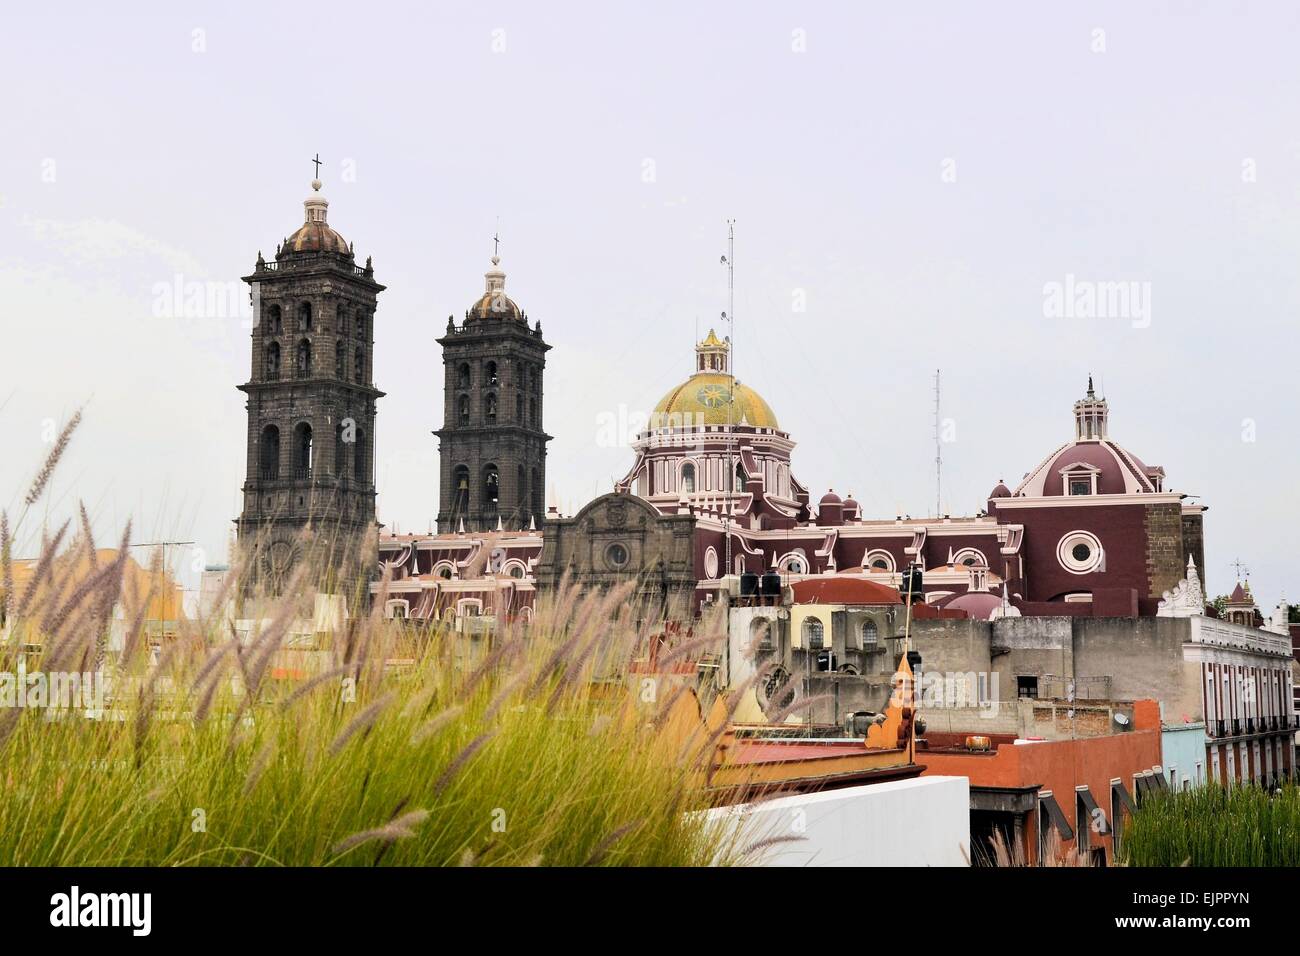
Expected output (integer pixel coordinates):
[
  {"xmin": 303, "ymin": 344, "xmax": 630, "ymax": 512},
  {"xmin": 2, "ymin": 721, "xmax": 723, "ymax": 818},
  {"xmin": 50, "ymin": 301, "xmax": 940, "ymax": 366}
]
[
  {"xmin": 375, "ymin": 318, "xmax": 1211, "ymax": 627},
  {"xmin": 229, "ymin": 171, "xmax": 1230, "ymax": 630}
]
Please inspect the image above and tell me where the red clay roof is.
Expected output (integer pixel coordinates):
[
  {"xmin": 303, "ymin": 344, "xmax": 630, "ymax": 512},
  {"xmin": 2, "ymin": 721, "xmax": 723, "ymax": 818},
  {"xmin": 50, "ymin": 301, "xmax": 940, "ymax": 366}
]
[{"xmin": 791, "ymin": 577, "xmax": 902, "ymax": 606}]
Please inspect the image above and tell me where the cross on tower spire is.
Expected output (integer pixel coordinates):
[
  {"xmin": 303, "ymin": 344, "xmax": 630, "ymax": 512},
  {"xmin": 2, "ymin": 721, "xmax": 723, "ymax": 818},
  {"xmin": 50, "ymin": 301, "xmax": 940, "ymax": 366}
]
[
  {"xmin": 311, "ymin": 153, "xmax": 323, "ymax": 179},
  {"xmin": 1231, "ymin": 557, "xmax": 1249, "ymax": 581}
]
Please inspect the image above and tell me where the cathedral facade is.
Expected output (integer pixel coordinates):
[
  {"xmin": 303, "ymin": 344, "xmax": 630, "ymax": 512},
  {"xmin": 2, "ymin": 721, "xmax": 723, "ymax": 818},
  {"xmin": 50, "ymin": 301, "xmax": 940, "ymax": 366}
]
[
  {"xmin": 375, "ymin": 330, "xmax": 1219, "ymax": 627},
  {"xmin": 236, "ymin": 177, "xmax": 384, "ymax": 593}
]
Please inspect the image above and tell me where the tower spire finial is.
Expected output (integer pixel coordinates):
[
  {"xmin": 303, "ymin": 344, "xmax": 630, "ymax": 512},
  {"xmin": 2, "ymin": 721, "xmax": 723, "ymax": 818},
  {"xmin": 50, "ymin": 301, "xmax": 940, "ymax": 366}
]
[{"xmin": 1087, "ymin": 373, "xmax": 1095, "ymax": 398}]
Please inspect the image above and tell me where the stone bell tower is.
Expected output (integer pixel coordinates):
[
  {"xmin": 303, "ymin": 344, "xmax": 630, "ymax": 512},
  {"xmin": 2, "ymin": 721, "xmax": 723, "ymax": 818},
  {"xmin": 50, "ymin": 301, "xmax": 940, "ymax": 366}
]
[
  {"xmin": 435, "ymin": 244, "xmax": 550, "ymax": 533},
  {"xmin": 236, "ymin": 167, "xmax": 385, "ymax": 593}
]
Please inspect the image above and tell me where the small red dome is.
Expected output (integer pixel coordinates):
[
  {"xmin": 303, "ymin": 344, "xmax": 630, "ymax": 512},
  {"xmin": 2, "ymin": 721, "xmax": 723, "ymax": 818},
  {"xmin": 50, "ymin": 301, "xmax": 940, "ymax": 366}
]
[
  {"xmin": 989, "ymin": 481, "xmax": 1011, "ymax": 499},
  {"xmin": 819, "ymin": 490, "xmax": 842, "ymax": 506}
]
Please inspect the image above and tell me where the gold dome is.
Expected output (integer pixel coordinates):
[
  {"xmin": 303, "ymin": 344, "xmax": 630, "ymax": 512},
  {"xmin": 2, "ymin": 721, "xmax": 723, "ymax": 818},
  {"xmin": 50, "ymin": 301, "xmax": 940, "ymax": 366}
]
[{"xmin": 652, "ymin": 373, "xmax": 780, "ymax": 429}]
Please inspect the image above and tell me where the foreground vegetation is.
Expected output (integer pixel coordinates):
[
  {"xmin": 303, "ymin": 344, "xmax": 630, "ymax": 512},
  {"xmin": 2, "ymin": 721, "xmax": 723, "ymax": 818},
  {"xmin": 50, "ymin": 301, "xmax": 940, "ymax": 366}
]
[
  {"xmin": 1120, "ymin": 783, "xmax": 1300, "ymax": 867},
  {"xmin": 0, "ymin": 413, "xmax": 744, "ymax": 866}
]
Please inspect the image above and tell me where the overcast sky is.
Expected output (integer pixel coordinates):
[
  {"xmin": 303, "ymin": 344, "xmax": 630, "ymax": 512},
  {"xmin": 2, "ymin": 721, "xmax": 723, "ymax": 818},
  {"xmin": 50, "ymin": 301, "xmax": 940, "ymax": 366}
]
[{"xmin": 2, "ymin": 1, "xmax": 1298, "ymax": 609}]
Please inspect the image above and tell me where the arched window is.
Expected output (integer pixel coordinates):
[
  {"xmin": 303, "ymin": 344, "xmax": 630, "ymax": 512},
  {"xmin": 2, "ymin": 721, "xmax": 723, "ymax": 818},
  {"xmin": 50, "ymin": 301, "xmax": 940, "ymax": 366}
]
[
  {"xmin": 337, "ymin": 306, "xmax": 348, "ymax": 336},
  {"xmin": 485, "ymin": 393, "xmax": 497, "ymax": 423},
  {"xmin": 266, "ymin": 304, "xmax": 282, "ymax": 334},
  {"xmin": 293, "ymin": 423, "xmax": 313, "ymax": 478},
  {"xmin": 453, "ymin": 465, "xmax": 470, "ymax": 514},
  {"xmin": 335, "ymin": 340, "xmax": 346, "ymax": 378},
  {"xmin": 353, "ymin": 428, "xmax": 367, "ymax": 483},
  {"xmin": 735, "ymin": 462, "xmax": 747, "ymax": 489},
  {"xmin": 458, "ymin": 395, "xmax": 470, "ymax": 426},
  {"xmin": 529, "ymin": 397, "xmax": 537, "ymax": 426},
  {"xmin": 354, "ymin": 348, "xmax": 364, "ymax": 383},
  {"xmin": 296, "ymin": 339, "xmax": 312, "ymax": 377},
  {"xmin": 486, "ymin": 361, "xmax": 499, "ymax": 387},
  {"xmin": 861, "ymin": 619, "xmax": 878, "ymax": 646},
  {"xmin": 298, "ymin": 302, "xmax": 312, "ymax": 331},
  {"xmin": 334, "ymin": 422, "xmax": 347, "ymax": 477},
  {"xmin": 516, "ymin": 394, "xmax": 524, "ymax": 421},
  {"xmin": 355, "ymin": 312, "xmax": 367, "ymax": 340},
  {"xmin": 265, "ymin": 341, "xmax": 280, "ymax": 378},
  {"xmin": 457, "ymin": 363, "xmax": 471, "ymax": 389},
  {"xmin": 259, "ymin": 425, "xmax": 280, "ymax": 480},
  {"xmin": 802, "ymin": 616, "xmax": 825, "ymax": 649},
  {"xmin": 681, "ymin": 462, "xmax": 696, "ymax": 493},
  {"xmin": 483, "ymin": 464, "xmax": 500, "ymax": 512}
]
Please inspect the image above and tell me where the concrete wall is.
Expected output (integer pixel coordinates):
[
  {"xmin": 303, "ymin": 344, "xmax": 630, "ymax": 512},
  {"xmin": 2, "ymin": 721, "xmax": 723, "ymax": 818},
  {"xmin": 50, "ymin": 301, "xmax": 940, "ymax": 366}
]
[
  {"xmin": 909, "ymin": 615, "xmax": 1203, "ymax": 727},
  {"xmin": 704, "ymin": 776, "xmax": 970, "ymax": 866}
]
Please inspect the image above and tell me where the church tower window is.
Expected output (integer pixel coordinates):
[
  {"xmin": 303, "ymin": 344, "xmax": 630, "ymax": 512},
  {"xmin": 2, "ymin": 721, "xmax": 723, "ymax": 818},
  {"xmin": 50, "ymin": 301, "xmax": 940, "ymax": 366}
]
[
  {"xmin": 298, "ymin": 302, "xmax": 312, "ymax": 331},
  {"xmin": 485, "ymin": 393, "xmax": 498, "ymax": 423},
  {"xmin": 483, "ymin": 464, "xmax": 500, "ymax": 513},
  {"xmin": 453, "ymin": 465, "xmax": 470, "ymax": 515},
  {"xmin": 265, "ymin": 342, "xmax": 280, "ymax": 379},
  {"xmin": 353, "ymin": 428, "xmax": 367, "ymax": 483},
  {"xmin": 458, "ymin": 394, "xmax": 470, "ymax": 426},
  {"xmin": 334, "ymin": 422, "xmax": 347, "ymax": 476},
  {"xmin": 293, "ymin": 423, "xmax": 313, "ymax": 478},
  {"xmin": 486, "ymin": 361, "xmax": 499, "ymax": 387},
  {"xmin": 335, "ymin": 340, "xmax": 346, "ymax": 378},
  {"xmin": 259, "ymin": 425, "xmax": 280, "ymax": 480},
  {"xmin": 354, "ymin": 348, "xmax": 365, "ymax": 383},
  {"xmin": 296, "ymin": 339, "xmax": 312, "ymax": 378},
  {"xmin": 458, "ymin": 363, "xmax": 471, "ymax": 389}
]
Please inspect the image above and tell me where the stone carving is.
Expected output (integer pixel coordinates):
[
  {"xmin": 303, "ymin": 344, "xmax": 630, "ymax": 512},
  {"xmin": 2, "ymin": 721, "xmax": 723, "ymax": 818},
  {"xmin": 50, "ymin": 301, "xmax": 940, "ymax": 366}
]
[{"xmin": 1157, "ymin": 556, "xmax": 1205, "ymax": 618}]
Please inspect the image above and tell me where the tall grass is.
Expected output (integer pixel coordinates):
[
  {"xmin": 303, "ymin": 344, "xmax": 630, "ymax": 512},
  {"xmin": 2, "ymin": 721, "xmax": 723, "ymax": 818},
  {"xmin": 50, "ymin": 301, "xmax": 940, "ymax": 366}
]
[
  {"xmin": 0, "ymin": 416, "xmax": 746, "ymax": 866},
  {"xmin": 1120, "ymin": 784, "xmax": 1300, "ymax": 867}
]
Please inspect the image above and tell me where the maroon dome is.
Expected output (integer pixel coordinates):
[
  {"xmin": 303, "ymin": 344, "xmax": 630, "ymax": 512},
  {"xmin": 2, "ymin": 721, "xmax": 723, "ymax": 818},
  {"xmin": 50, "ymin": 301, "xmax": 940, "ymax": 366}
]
[
  {"xmin": 1040, "ymin": 443, "xmax": 1146, "ymax": 496},
  {"xmin": 989, "ymin": 481, "xmax": 1011, "ymax": 499},
  {"xmin": 819, "ymin": 490, "xmax": 842, "ymax": 506}
]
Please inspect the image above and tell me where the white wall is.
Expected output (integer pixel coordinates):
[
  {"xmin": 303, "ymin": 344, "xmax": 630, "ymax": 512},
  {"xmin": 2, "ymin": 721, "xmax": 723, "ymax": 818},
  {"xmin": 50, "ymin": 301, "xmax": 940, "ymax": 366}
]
[{"xmin": 705, "ymin": 775, "xmax": 970, "ymax": 867}]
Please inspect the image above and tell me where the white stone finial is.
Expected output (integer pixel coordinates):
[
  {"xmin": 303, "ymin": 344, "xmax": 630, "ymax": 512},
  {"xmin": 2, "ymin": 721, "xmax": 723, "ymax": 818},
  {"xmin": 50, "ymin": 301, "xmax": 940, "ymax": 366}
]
[{"xmin": 1158, "ymin": 556, "xmax": 1205, "ymax": 618}]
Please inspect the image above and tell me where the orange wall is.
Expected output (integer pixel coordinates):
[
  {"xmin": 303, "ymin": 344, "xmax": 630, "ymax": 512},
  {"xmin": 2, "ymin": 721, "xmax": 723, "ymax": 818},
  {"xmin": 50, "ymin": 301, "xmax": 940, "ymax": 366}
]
[{"xmin": 920, "ymin": 728, "xmax": 1161, "ymax": 862}]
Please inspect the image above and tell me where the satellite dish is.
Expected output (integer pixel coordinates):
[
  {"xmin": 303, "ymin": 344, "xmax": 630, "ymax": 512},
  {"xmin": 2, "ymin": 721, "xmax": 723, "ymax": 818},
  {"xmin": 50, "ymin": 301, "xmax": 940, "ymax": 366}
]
[{"xmin": 1114, "ymin": 712, "xmax": 1131, "ymax": 727}]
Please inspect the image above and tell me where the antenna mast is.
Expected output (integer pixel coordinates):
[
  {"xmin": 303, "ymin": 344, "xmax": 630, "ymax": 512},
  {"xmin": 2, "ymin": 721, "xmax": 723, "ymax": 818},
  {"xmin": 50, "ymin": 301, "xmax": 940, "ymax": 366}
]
[{"xmin": 933, "ymin": 369, "xmax": 942, "ymax": 518}]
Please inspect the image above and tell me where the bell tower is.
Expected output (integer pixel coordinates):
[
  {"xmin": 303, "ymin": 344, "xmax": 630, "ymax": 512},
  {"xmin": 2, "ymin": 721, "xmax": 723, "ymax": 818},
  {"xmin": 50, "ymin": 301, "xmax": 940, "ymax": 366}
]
[
  {"xmin": 436, "ymin": 246, "xmax": 550, "ymax": 533},
  {"xmin": 236, "ymin": 168, "xmax": 385, "ymax": 593}
]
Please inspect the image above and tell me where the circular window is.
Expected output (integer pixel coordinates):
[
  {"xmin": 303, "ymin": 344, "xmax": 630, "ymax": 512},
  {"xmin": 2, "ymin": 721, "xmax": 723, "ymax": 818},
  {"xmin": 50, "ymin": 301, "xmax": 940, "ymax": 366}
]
[
  {"xmin": 1057, "ymin": 531, "xmax": 1102, "ymax": 574},
  {"xmin": 508, "ymin": 564, "xmax": 524, "ymax": 579},
  {"xmin": 704, "ymin": 547, "xmax": 719, "ymax": 579},
  {"xmin": 605, "ymin": 542, "xmax": 630, "ymax": 569}
]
